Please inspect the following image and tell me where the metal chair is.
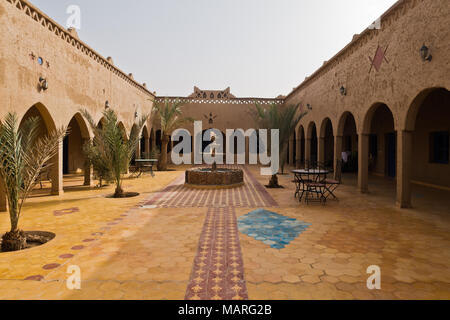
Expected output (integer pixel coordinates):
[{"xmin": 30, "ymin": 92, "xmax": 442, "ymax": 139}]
[
  {"xmin": 323, "ymin": 160, "xmax": 342, "ymax": 200},
  {"xmin": 304, "ymin": 163, "xmax": 327, "ymax": 205}
]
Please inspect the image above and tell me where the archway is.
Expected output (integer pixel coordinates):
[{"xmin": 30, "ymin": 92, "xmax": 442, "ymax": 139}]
[
  {"xmin": 306, "ymin": 122, "xmax": 318, "ymax": 165},
  {"xmin": 19, "ymin": 103, "xmax": 61, "ymax": 195},
  {"xmin": 149, "ymin": 128, "xmax": 155, "ymax": 154},
  {"xmin": 400, "ymin": 88, "xmax": 450, "ymax": 208},
  {"xmin": 363, "ymin": 103, "xmax": 396, "ymax": 178},
  {"xmin": 337, "ymin": 112, "xmax": 358, "ymax": 173},
  {"xmin": 141, "ymin": 126, "xmax": 149, "ymax": 158},
  {"xmin": 130, "ymin": 124, "xmax": 140, "ymax": 165},
  {"xmin": 297, "ymin": 126, "xmax": 305, "ymax": 168},
  {"xmin": 63, "ymin": 113, "xmax": 91, "ymax": 188},
  {"xmin": 156, "ymin": 130, "xmax": 162, "ymax": 152},
  {"xmin": 320, "ymin": 118, "xmax": 334, "ymax": 169}
]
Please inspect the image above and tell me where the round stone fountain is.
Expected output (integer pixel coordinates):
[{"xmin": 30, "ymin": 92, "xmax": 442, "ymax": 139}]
[
  {"xmin": 185, "ymin": 166, "xmax": 244, "ymax": 189},
  {"xmin": 186, "ymin": 132, "xmax": 244, "ymax": 189}
]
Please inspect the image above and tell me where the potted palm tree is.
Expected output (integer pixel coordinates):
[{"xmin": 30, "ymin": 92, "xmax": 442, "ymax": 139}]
[
  {"xmin": 0, "ymin": 113, "xmax": 67, "ymax": 252},
  {"xmin": 81, "ymin": 108, "xmax": 148, "ymax": 198},
  {"xmin": 253, "ymin": 103, "xmax": 306, "ymax": 188},
  {"xmin": 151, "ymin": 99, "xmax": 193, "ymax": 171}
]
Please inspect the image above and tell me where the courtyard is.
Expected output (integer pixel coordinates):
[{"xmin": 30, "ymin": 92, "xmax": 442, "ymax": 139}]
[
  {"xmin": 1, "ymin": 166, "xmax": 449, "ymax": 300},
  {"xmin": 0, "ymin": 0, "xmax": 449, "ymax": 303}
]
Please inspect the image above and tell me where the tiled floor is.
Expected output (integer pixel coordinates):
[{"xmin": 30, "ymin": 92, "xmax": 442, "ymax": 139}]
[
  {"xmin": 0, "ymin": 165, "xmax": 449, "ymax": 300},
  {"xmin": 144, "ymin": 166, "xmax": 277, "ymax": 208}
]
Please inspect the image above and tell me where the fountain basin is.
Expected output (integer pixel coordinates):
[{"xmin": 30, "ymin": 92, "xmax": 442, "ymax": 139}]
[{"xmin": 185, "ymin": 168, "xmax": 244, "ymax": 189}]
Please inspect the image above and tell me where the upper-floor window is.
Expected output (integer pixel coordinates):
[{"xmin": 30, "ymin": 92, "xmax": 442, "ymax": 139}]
[{"xmin": 430, "ymin": 131, "xmax": 449, "ymax": 164}]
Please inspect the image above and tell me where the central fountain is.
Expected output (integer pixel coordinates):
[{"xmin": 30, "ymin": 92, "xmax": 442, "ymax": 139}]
[{"xmin": 185, "ymin": 132, "xmax": 244, "ymax": 189}]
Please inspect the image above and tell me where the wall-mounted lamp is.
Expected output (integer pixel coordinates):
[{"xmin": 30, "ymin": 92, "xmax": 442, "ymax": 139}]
[
  {"xmin": 307, "ymin": 104, "xmax": 312, "ymax": 111},
  {"xmin": 39, "ymin": 77, "xmax": 48, "ymax": 91},
  {"xmin": 340, "ymin": 86, "xmax": 347, "ymax": 96},
  {"xmin": 105, "ymin": 100, "xmax": 110, "ymax": 109},
  {"xmin": 420, "ymin": 44, "xmax": 432, "ymax": 62}
]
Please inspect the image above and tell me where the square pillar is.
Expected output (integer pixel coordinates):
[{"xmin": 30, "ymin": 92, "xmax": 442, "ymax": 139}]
[
  {"xmin": 0, "ymin": 179, "xmax": 7, "ymax": 213},
  {"xmin": 145, "ymin": 138, "xmax": 150, "ymax": 157},
  {"xmin": 305, "ymin": 138, "xmax": 311, "ymax": 164},
  {"xmin": 358, "ymin": 133, "xmax": 369, "ymax": 193},
  {"xmin": 318, "ymin": 137, "xmax": 325, "ymax": 164},
  {"xmin": 51, "ymin": 139, "xmax": 64, "ymax": 195},
  {"xmin": 136, "ymin": 143, "xmax": 141, "ymax": 160},
  {"xmin": 151, "ymin": 135, "xmax": 156, "ymax": 153},
  {"xmin": 334, "ymin": 135, "xmax": 343, "ymax": 180},
  {"xmin": 288, "ymin": 138, "xmax": 294, "ymax": 165},
  {"xmin": 396, "ymin": 130, "xmax": 413, "ymax": 208},
  {"xmin": 296, "ymin": 137, "xmax": 302, "ymax": 168},
  {"xmin": 83, "ymin": 139, "xmax": 93, "ymax": 186}
]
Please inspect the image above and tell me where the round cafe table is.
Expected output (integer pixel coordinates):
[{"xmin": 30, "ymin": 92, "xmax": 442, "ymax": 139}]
[{"xmin": 292, "ymin": 169, "xmax": 330, "ymax": 202}]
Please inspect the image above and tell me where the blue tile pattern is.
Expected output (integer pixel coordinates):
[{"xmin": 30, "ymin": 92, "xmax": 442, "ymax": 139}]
[{"xmin": 237, "ymin": 209, "xmax": 311, "ymax": 249}]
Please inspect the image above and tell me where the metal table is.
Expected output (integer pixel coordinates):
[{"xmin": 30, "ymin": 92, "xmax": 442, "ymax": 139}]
[
  {"xmin": 292, "ymin": 169, "xmax": 330, "ymax": 203},
  {"xmin": 134, "ymin": 159, "xmax": 158, "ymax": 178}
]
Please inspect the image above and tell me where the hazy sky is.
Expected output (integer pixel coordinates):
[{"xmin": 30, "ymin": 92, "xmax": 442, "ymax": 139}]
[{"xmin": 30, "ymin": 0, "xmax": 397, "ymax": 97}]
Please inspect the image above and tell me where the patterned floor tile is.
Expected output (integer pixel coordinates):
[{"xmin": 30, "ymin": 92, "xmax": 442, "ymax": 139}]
[{"xmin": 185, "ymin": 207, "xmax": 248, "ymax": 300}]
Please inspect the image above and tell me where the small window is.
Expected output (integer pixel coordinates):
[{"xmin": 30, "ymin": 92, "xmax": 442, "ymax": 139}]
[
  {"xmin": 429, "ymin": 131, "xmax": 449, "ymax": 164},
  {"xmin": 37, "ymin": 57, "xmax": 43, "ymax": 65}
]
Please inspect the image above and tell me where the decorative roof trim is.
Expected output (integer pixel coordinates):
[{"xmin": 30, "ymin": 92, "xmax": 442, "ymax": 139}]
[{"xmin": 155, "ymin": 97, "xmax": 284, "ymax": 105}]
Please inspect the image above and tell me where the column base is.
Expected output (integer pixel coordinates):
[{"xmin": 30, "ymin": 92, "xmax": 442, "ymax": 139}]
[
  {"xmin": 396, "ymin": 198, "xmax": 412, "ymax": 209},
  {"xmin": 51, "ymin": 190, "xmax": 64, "ymax": 196}
]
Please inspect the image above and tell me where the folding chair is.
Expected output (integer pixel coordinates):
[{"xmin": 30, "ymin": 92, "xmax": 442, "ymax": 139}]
[
  {"xmin": 304, "ymin": 164, "xmax": 327, "ymax": 205},
  {"xmin": 323, "ymin": 160, "xmax": 342, "ymax": 200}
]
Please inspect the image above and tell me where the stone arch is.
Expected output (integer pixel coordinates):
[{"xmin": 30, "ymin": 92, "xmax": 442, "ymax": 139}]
[
  {"xmin": 296, "ymin": 125, "xmax": 306, "ymax": 167},
  {"xmin": 306, "ymin": 121, "xmax": 317, "ymax": 140},
  {"xmin": 319, "ymin": 117, "xmax": 333, "ymax": 138},
  {"xmin": 319, "ymin": 117, "xmax": 334, "ymax": 167},
  {"xmin": 405, "ymin": 87, "xmax": 449, "ymax": 131},
  {"xmin": 97, "ymin": 117, "xmax": 105, "ymax": 129},
  {"xmin": 362, "ymin": 103, "xmax": 397, "ymax": 178},
  {"xmin": 337, "ymin": 111, "xmax": 358, "ymax": 173},
  {"xmin": 362, "ymin": 102, "xmax": 397, "ymax": 135},
  {"xmin": 20, "ymin": 102, "xmax": 56, "ymax": 134},
  {"xmin": 149, "ymin": 128, "xmax": 155, "ymax": 153},
  {"xmin": 63, "ymin": 113, "xmax": 91, "ymax": 177},
  {"xmin": 19, "ymin": 103, "xmax": 61, "ymax": 195},
  {"xmin": 337, "ymin": 111, "xmax": 357, "ymax": 137},
  {"xmin": 396, "ymin": 87, "xmax": 450, "ymax": 208},
  {"xmin": 141, "ymin": 125, "xmax": 150, "ymax": 157},
  {"xmin": 117, "ymin": 122, "xmax": 128, "ymax": 141},
  {"xmin": 130, "ymin": 124, "xmax": 140, "ymax": 164},
  {"xmin": 306, "ymin": 121, "xmax": 318, "ymax": 164}
]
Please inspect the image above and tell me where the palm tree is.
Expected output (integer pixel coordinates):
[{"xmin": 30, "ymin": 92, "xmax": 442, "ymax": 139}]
[
  {"xmin": 81, "ymin": 108, "xmax": 148, "ymax": 198},
  {"xmin": 151, "ymin": 99, "xmax": 193, "ymax": 171},
  {"xmin": 253, "ymin": 103, "xmax": 306, "ymax": 187},
  {"xmin": 82, "ymin": 139, "xmax": 111, "ymax": 188},
  {"xmin": 0, "ymin": 113, "xmax": 67, "ymax": 252}
]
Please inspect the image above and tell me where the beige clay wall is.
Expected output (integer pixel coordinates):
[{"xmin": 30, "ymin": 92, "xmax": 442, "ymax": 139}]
[{"xmin": 0, "ymin": 0, "xmax": 155, "ymax": 136}]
